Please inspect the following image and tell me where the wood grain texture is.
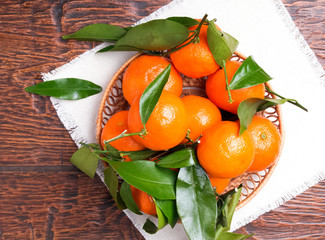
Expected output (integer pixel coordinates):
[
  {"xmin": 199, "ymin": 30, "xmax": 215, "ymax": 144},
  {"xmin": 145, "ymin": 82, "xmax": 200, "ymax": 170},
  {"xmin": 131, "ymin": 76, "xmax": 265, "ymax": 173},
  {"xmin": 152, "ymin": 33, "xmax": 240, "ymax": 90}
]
[{"xmin": 0, "ymin": 0, "xmax": 324, "ymax": 239}]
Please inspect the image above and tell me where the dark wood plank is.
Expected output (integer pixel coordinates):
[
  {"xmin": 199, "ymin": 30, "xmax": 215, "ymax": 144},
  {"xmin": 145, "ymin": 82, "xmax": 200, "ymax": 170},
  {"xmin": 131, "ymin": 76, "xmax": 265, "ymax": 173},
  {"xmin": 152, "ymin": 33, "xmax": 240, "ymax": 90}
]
[
  {"xmin": 0, "ymin": 171, "xmax": 143, "ymax": 239},
  {"xmin": 0, "ymin": 0, "xmax": 324, "ymax": 239}
]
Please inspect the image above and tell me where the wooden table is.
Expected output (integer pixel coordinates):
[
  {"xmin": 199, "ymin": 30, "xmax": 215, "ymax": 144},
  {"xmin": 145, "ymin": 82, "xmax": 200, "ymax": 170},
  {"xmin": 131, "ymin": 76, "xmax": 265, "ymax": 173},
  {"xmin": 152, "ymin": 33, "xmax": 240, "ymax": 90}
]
[{"xmin": 1, "ymin": 0, "xmax": 324, "ymax": 239}]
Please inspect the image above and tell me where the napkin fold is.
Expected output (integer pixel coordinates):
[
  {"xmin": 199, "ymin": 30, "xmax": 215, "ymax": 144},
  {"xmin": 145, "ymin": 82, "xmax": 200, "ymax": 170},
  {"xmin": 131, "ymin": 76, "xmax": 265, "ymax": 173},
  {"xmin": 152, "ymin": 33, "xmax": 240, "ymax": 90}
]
[{"xmin": 42, "ymin": 0, "xmax": 325, "ymax": 239}]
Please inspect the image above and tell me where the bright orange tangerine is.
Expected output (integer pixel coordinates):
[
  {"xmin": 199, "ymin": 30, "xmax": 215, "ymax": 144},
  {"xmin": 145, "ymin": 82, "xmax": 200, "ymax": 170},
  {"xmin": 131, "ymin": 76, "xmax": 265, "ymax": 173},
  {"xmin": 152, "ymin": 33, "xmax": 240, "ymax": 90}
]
[
  {"xmin": 170, "ymin": 22, "xmax": 220, "ymax": 78},
  {"xmin": 197, "ymin": 121, "xmax": 254, "ymax": 178},
  {"xmin": 206, "ymin": 61, "xmax": 265, "ymax": 114},
  {"xmin": 122, "ymin": 55, "xmax": 183, "ymax": 105},
  {"xmin": 209, "ymin": 177, "xmax": 230, "ymax": 195},
  {"xmin": 130, "ymin": 185, "xmax": 157, "ymax": 216},
  {"xmin": 128, "ymin": 91, "xmax": 188, "ymax": 151},
  {"xmin": 100, "ymin": 110, "xmax": 145, "ymax": 152},
  {"xmin": 245, "ymin": 115, "xmax": 282, "ymax": 172},
  {"xmin": 181, "ymin": 95, "xmax": 222, "ymax": 142}
]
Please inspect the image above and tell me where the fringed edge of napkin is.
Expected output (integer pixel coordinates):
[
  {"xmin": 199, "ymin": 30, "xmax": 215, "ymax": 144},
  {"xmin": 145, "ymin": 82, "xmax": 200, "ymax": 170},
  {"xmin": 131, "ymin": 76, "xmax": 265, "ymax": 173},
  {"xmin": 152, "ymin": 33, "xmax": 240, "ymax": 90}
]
[
  {"xmin": 231, "ymin": 170, "xmax": 325, "ymax": 231},
  {"xmin": 272, "ymin": 0, "xmax": 325, "ymax": 83}
]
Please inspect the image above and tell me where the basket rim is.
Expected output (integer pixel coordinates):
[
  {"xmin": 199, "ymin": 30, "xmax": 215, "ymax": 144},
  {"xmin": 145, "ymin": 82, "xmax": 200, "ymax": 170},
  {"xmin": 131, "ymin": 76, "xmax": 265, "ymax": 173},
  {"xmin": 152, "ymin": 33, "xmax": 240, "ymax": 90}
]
[{"xmin": 95, "ymin": 51, "xmax": 285, "ymax": 210}]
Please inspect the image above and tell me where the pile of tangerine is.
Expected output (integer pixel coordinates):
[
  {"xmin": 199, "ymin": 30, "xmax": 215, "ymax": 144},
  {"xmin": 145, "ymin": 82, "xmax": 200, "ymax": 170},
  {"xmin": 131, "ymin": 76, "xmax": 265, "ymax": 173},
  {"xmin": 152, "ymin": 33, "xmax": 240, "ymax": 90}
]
[{"xmin": 99, "ymin": 23, "xmax": 282, "ymax": 216}]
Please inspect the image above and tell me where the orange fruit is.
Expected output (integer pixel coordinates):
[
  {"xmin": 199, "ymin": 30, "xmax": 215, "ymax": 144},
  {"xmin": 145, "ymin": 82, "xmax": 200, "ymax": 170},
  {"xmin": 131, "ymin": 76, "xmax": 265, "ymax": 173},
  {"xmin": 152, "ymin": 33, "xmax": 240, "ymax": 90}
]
[
  {"xmin": 206, "ymin": 61, "xmax": 265, "ymax": 114},
  {"xmin": 122, "ymin": 55, "xmax": 183, "ymax": 105},
  {"xmin": 170, "ymin": 22, "xmax": 220, "ymax": 78},
  {"xmin": 245, "ymin": 115, "xmax": 282, "ymax": 172},
  {"xmin": 197, "ymin": 121, "xmax": 254, "ymax": 178},
  {"xmin": 101, "ymin": 110, "xmax": 145, "ymax": 152},
  {"xmin": 128, "ymin": 91, "xmax": 188, "ymax": 151},
  {"xmin": 209, "ymin": 177, "xmax": 230, "ymax": 195},
  {"xmin": 130, "ymin": 185, "xmax": 157, "ymax": 216},
  {"xmin": 181, "ymin": 95, "xmax": 222, "ymax": 142}
]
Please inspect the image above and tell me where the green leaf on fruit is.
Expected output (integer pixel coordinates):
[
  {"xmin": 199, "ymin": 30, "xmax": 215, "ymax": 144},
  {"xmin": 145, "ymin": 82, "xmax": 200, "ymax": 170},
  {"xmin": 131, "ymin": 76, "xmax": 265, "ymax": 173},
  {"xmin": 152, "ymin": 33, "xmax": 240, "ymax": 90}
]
[
  {"xmin": 115, "ymin": 19, "xmax": 189, "ymax": 51},
  {"xmin": 156, "ymin": 148, "xmax": 198, "ymax": 168},
  {"xmin": 120, "ymin": 181, "xmax": 142, "ymax": 215},
  {"xmin": 207, "ymin": 20, "xmax": 239, "ymax": 67},
  {"xmin": 139, "ymin": 64, "xmax": 171, "ymax": 127},
  {"xmin": 106, "ymin": 160, "xmax": 177, "ymax": 200},
  {"xmin": 229, "ymin": 56, "xmax": 272, "ymax": 90}
]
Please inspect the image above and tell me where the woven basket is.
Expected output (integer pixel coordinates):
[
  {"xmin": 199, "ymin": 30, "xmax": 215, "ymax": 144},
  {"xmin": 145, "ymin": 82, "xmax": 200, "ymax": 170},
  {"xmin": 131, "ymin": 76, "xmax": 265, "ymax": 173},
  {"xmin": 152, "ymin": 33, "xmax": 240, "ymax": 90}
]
[{"xmin": 96, "ymin": 52, "xmax": 284, "ymax": 210}]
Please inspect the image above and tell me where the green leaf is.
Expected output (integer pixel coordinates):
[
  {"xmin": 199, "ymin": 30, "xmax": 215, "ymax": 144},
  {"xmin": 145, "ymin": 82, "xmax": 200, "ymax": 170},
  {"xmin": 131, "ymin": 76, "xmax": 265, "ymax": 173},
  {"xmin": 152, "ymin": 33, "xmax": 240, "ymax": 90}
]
[
  {"xmin": 215, "ymin": 187, "xmax": 243, "ymax": 238},
  {"xmin": 154, "ymin": 198, "xmax": 179, "ymax": 228},
  {"xmin": 96, "ymin": 45, "xmax": 115, "ymax": 53},
  {"xmin": 143, "ymin": 218, "xmax": 158, "ymax": 234},
  {"xmin": 176, "ymin": 165, "xmax": 217, "ymax": 240},
  {"xmin": 120, "ymin": 181, "xmax": 142, "ymax": 215},
  {"xmin": 207, "ymin": 20, "xmax": 239, "ymax": 67},
  {"xmin": 219, "ymin": 232, "xmax": 253, "ymax": 240},
  {"xmin": 106, "ymin": 160, "xmax": 177, "ymax": 200},
  {"xmin": 156, "ymin": 148, "xmax": 197, "ymax": 168},
  {"xmin": 154, "ymin": 199, "xmax": 168, "ymax": 231},
  {"xmin": 139, "ymin": 64, "xmax": 171, "ymax": 126},
  {"xmin": 142, "ymin": 203, "xmax": 168, "ymax": 234},
  {"xmin": 25, "ymin": 78, "xmax": 102, "ymax": 100},
  {"xmin": 229, "ymin": 56, "xmax": 272, "ymax": 90},
  {"xmin": 70, "ymin": 144, "xmax": 99, "ymax": 178},
  {"xmin": 103, "ymin": 143, "xmax": 122, "ymax": 159},
  {"xmin": 115, "ymin": 19, "xmax": 189, "ymax": 51},
  {"xmin": 104, "ymin": 166, "xmax": 126, "ymax": 210},
  {"xmin": 121, "ymin": 149, "xmax": 159, "ymax": 161},
  {"xmin": 167, "ymin": 17, "xmax": 199, "ymax": 27},
  {"xmin": 62, "ymin": 23, "xmax": 127, "ymax": 41},
  {"xmin": 97, "ymin": 44, "xmax": 141, "ymax": 53},
  {"xmin": 237, "ymin": 97, "xmax": 291, "ymax": 135},
  {"xmin": 222, "ymin": 187, "xmax": 242, "ymax": 229}
]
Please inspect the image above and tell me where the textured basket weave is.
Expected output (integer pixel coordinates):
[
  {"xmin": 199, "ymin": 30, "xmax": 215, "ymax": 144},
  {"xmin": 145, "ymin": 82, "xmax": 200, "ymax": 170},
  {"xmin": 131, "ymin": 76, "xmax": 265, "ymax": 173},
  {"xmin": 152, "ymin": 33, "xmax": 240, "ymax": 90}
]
[{"xmin": 96, "ymin": 52, "xmax": 284, "ymax": 210}]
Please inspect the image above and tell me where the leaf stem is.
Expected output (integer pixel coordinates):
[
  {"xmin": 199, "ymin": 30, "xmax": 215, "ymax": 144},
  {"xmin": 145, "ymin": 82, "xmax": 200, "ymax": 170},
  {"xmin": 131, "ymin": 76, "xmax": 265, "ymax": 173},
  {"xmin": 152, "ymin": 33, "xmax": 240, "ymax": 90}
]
[
  {"xmin": 103, "ymin": 129, "xmax": 146, "ymax": 145},
  {"xmin": 265, "ymin": 86, "xmax": 308, "ymax": 112},
  {"xmin": 165, "ymin": 14, "xmax": 209, "ymax": 56},
  {"xmin": 223, "ymin": 60, "xmax": 233, "ymax": 103}
]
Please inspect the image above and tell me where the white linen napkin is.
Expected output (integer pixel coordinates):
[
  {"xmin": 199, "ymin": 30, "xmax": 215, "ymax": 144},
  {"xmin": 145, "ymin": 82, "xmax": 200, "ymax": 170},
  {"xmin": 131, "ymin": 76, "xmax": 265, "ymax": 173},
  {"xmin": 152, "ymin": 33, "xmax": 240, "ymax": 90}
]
[{"xmin": 42, "ymin": 0, "xmax": 325, "ymax": 239}]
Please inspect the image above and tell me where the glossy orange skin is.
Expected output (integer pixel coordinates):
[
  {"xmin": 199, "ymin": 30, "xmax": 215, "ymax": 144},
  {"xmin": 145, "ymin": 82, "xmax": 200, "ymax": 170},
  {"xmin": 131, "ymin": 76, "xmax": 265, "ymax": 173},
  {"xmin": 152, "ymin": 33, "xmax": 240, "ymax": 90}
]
[
  {"xmin": 245, "ymin": 115, "xmax": 282, "ymax": 172},
  {"xmin": 209, "ymin": 177, "xmax": 230, "ymax": 195},
  {"xmin": 197, "ymin": 121, "xmax": 254, "ymax": 178},
  {"xmin": 170, "ymin": 23, "xmax": 220, "ymax": 78},
  {"xmin": 181, "ymin": 95, "xmax": 222, "ymax": 142},
  {"xmin": 100, "ymin": 111, "xmax": 145, "ymax": 151},
  {"xmin": 128, "ymin": 92, "xmax": 188, "ymax": 151},
  {"xmin": 206, "ymin": 61, "xmax": 265, "ymax": 114},
  {"xmin": 130, "ymin": 185, "xmax": 157, "ymax": 216},
  {"xmin": 122, "ymin": 55, "xmax": 183, "ymax": 105}
]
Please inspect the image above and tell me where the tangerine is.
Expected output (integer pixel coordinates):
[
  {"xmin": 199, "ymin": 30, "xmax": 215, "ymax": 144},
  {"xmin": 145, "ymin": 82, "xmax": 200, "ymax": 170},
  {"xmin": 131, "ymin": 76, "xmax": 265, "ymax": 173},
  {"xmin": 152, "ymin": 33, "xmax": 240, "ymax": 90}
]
[
  {"xmin": 130, "ymin": 185, "xmax": 157, "ymax": 216},
  {"xmin": 128, "ymin": 91, "xmax": 188, "ymax": 151},
  {"xmin": 206, "ymin": 61, "xmax": 265, "ymax": 114},
  {"xmin": 181, "ymin": 95, "xmax": 222, "ymax": 142},
  {"xmin": 170, "ymin": 22, "xmax": 220, "ymax": 78},
  {"xmin": 122, "ymin": 55, "xmax": 183, "ymax": 105},
  {"xmin": 197, "ymin": 121, "xmax": 254, "ymax": 178},
  {"xmin": 209, "ymin": 177, "xmax": 230, "ymax": 195},
  {"xmin": 245, "ymin": 115, "xmax": 282, "ymax": 172},
  {"xmin": 100, "ymin": 110, "xmax": 145, "ymax": 152}
]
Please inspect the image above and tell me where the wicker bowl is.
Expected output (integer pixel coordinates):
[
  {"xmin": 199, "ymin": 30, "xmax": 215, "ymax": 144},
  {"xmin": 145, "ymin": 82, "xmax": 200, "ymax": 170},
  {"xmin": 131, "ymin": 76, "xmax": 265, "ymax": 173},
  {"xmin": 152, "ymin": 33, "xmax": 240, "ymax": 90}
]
[{"xmin": 96, "ymin": 52, "xmax": 284, "ymax": 210}]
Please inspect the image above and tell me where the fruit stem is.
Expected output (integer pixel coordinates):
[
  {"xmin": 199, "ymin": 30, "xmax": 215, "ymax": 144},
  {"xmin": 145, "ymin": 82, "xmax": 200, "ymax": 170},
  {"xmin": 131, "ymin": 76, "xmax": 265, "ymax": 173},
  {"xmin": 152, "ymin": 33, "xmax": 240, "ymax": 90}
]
[
  {"xmin": 223, "ymin": 60, "xmax": 233, "ymax": 103},
  {"xmin": 165, "ymin": 14, "xmax": 208, "ymax": 56},
  {"xmin": 103, "ymin": 129, "xmax": 146, "ymax": 145},
  {"xmin": 265, "ymin": 86, "xmax": 308, "ymax": 112}
]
